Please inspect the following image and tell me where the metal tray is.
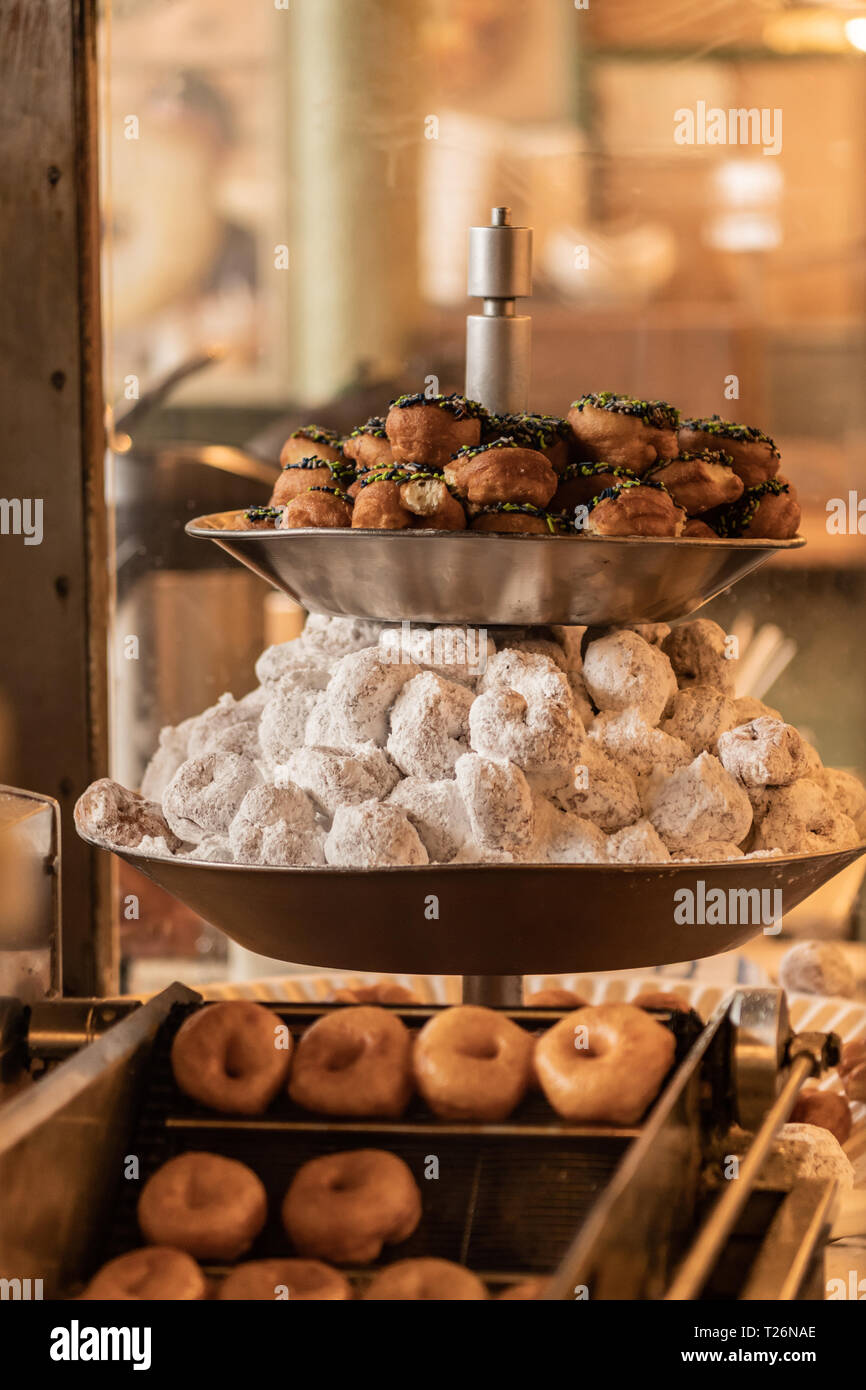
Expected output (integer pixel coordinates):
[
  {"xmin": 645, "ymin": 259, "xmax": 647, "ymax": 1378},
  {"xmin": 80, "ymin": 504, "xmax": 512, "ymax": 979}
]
[
  {"xmin": 79, "ymin": 831, "xmax": 864, "ymax": 974},
  {"xmin": 185, "ymin": 511, "xmax": 806, "ymax": 626}
]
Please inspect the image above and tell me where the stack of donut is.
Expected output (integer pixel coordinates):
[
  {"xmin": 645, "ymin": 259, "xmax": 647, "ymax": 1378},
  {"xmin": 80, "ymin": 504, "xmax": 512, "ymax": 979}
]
[
  {"xmin": 241, "ymin": 391, "xmax": 801, "ymax": 540},
  {"xmin": 78, "ymin": 996, "xmax": 678, "ymax": 1301}
]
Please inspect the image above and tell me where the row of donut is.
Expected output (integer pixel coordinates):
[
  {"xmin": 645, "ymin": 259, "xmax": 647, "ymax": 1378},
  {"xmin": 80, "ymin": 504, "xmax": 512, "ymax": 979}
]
[
  {"xmin": 82, "ymin": 1246, "xmax": 531, "ymax": 1301},
  {"xmin": 240, "ymin": 391, "xmax": 800, "ymax": 538},
  {"xmin": 170, "ymin": 999, "xmax": 676, "ymax": 1125}
]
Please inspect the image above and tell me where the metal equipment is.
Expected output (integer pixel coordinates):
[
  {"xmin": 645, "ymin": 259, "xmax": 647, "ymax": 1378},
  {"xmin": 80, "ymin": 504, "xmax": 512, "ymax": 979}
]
[{"xmin": 0, "ymin": 986, "xmax": 847, "ymax": 1300}]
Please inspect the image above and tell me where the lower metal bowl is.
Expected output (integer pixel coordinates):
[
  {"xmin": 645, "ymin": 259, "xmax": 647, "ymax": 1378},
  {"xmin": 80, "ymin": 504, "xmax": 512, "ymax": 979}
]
[
  {"xmin": 185, "ymin": 513, "xmax": 805, "ymax": 626},
  {"xmin": 81, "ymin": 834, "xmax": 864, "ymax": 974}
]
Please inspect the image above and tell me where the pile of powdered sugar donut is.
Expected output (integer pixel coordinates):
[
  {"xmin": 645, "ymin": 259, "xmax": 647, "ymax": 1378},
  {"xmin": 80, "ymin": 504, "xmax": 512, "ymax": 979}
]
[{"xmin": 75, "ymin": 615, "xmax": 866, "ymax": 868}]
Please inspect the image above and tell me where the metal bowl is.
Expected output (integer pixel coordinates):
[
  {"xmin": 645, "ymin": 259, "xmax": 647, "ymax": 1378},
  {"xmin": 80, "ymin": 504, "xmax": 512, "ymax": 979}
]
[
  {"xmin": 80, "ymin": 833, "xmax": 863, "ymax": 975},
  {"xmin": 185, "ymin": 512, "xmax": 805, "ymax": 626}
]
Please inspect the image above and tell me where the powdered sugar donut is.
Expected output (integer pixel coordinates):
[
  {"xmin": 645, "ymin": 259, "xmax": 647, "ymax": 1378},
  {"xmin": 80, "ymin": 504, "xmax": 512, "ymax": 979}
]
[
  {"xmin": 260, "ymin": 684, "xmax": 322, "ymax": 765},
  {"xmin": 588, "ymin": 709, "xmax": 691, "ymax": 780},
  {"xmin": 163, "ymin": 754, "xmax": 260, "ymax": 844},
  {"xmin": 378, "ymin": 625, "xmax": 493, "ymax": 687},
  {"xmin": 778, "ymin": 940, "xmax": 855, "ymax": 997},
  {"xmin": 662, "ymin": 619, "xmax": 736, "ymax": 694},
  {"xmin": 450, "ymin": 840, "xmax": 515, "ymax": 864},
  {"xmin": 228, "ymin": 783, "xmax": 323, "ymax": 866},
  {"xmin": 386, "ymin": 673, "xmax": 474, "ymax": 779},
  {"xmin": 186, "ymin": 694, "xmax": 262, "ymax": 762},
  {"xmin": 522, "ymin": 796, "xmax": 608, "ymax": 863},
  {"xmin": 324, "ymin": 800, "xmax": 428, "ymax": 867},
  {"xmin": 733, "ymin": 695, "xmax": 782, "ymax": 724},
  {"xmin": 646, "ymin": 752, "xmax": 752, "ymax": 850},
  {"xmin": 717, "ymin": 717, "xmax": 820, "ymax": 788},
  {"xmin": 582, "ymin": 630, "xmax": 677, "ymax": 725},
  {"xmin": 75, "ymin": 779, "xmax": 183, "ymax": 852},
  {"xmin": 606, "ymin": 819, "xmax": 671, "ymax": 864},
  {"xmin": 387, "ymin": 778, "xmax": 471, "ymax": 863},
  {"xmin": 627, "ymin": 623, "xmax": 671, "ymax": 648},
  {"xmin": 180, "ymin": 836, "xmax": 234, "ymax": 863},
  {"xmin": 307, "ymin": 647, "xmax": 419, "ymax": 749},
  {"xmin": 255, "ymin": 640, "xmax": 335, "ymax": 688},
  {"xmin": 554, "ymin": 743, "xmax": 641, "ymax": 833},
  {"xmin": 757, "ymin": 1124, "xmax": 854, "ymax": 1192},
  {"xmin": 455, "ymin": 753, "xmax": 535, "ymax": 853},
  {"xmin": 671, "ymin": 841, "xmax": 744, "ymax": 862},
  {"xmin": 661, "ymin": 687, "xmax": 738, "ymax": 756},
  {"xmin": 283, "ymin": 743, "xmax": 400, "ymax": 816},
  {"xmin": 301, "ymin": 615, "xmax": 384, "ymax": 659},
  {"xmin": 502, "ymin": 635, "xmax": 593, "ymax": 722},
  {"xmin": 141, "ymin": 717, "xmax": 196, "ymax": 800},
  {"xmin": 472, "ymin": 651, "xmax": 580, "ymax": 774},
  {"xmin": 814, "ymin": 767, "xmax": 866, "ymax": 824},
  {"xmin": 752, "ymin": 780, "xmax": 859, "ymax": 854}
]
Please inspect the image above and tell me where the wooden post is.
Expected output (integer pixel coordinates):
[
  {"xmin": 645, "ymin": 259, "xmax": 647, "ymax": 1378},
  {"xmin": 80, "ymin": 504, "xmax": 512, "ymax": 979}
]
[{"xmin": 0, "ymin": 0, "xmax": 112, "ymax": 994}]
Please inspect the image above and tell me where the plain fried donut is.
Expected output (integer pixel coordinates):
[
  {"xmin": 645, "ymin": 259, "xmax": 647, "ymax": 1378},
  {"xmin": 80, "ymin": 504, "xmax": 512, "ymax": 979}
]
[
  {"xmin": 171, "ymin": 1002, "xmax": 292, "ymax": 1115},
  {"xmin": 534, "ymin": 1004, "xmax": 675, "ymax": 1124},
  {"xmin": 79, "ymin": 1247, "xmax": 206, "ymax": 1301},
  {"xmin": 138, "ymin": 1152, "xmax": 267, "ymax": 1260},
  {"xmin": 288, "ymin": 1005, "xmax": 413, "ymax": 1117},
  {"xmin": 218, "ymin": 1258, "xmax": 353, "ymax": 1301},
  {"xmin": 363, "ymin": 1258, "xmax": 487, "ymax": 1301},
  {"xmin": 412, "ymin": 1005, "xmax": 534, "ymax": 1121},
  {"xmin": 282, "ymin": 1149, "xmax": 421, "ymax": 1264},
  {"xmin": 330, "ymin": 982, "xmax": 419, "ymax": 1005},
  {"xmin": 524, "ymin": 988, "xmax": 588, "ymax": 1008}
]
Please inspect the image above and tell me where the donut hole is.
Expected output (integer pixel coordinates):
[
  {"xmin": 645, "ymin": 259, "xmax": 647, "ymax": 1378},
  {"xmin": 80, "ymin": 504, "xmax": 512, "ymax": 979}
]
[
  {"xmin": 460, "ymin": 1037, "xmax": 501, "ymax": 1061},
  {"xmin": 324, "ymin": 1038, "xmax": 366, "ymax": 1072},
  {"xmin": 223, "ymin": 1037, "xmax": 252, "ymax": 1080}
]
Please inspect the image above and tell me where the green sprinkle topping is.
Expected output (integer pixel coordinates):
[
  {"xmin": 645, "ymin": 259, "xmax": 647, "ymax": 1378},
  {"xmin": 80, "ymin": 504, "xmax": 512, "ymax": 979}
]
[
  {"xmin": 244, "ymin": 506, "xmax": 282, "ymax": 524},
  {"xmin": 389, "ymin": 392, "xmax": 487, "ymax": 420},
  {"xmin": 282, "ymin": 455, "xmax": 335, "ymax": 472},
  {"xmin": 572, "ymin": 392, "xmax": 680, "ymax": 430},
  {"xmin": 559, "ymin": 462, "xmax": 638, "ymax": 483},
  {"xmin": 714, "ymin": 478, "xmax": 791, "ymax": 536},
  {"xmin": 490, "ymin": 412, "xmax": 570, "ymax": 448},
  {"xmin": 290, "ymin": 425, "xmax": 342, "ymax": 447},
  {"xmin": 475, "ymin": 502, "xmax": 558, "ymax": 533},
  {"xmin": 348, "ymin": 415, "xmax": 387, "ymax": 439},
  {"xmin": 586, "ymin": 477, "xmax": 674, "ymax": 511},
  {"xmin": 681, "ymin": 415, "xmax": 780, "ymax": 456},
  {"xmin": 451, "ymin": 436, "xmax": 523, "ymax": 460}
]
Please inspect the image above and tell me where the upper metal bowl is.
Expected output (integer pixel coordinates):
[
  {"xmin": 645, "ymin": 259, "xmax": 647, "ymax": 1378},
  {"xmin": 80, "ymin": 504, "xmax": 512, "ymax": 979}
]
[
  {"xmin": 186, "ymin": 512, "xmax": 805, "ymax": 625},
  {"xmin": 81, "ymin": 831, "xmax": 863, "ymax": 975}
]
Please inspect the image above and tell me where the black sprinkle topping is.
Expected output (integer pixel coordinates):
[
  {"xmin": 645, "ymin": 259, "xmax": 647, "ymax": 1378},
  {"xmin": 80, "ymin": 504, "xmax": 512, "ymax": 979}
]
[
  {"xmin": 474, "ymin": 502, "xmax": 559, "ymax": 534},
  {"xmin": 348, "ymin": 415, "xmax": 387, "ymax": 439},
  {"xmin": 714, "ymin": 478, "xmax": 791, "ymax": 536},
  {"xmin": 493, "ymin": 412, "xmax": 571, "ymax": 448},
  {"xmin": 586, "ymin": 477, "xmax": 674, "ymax": 511},
  {"xmin": 680, "ymin": 414, "xmax": 780, "ymax": 457},
  {"xmin": 572, "ymin": 392, "xmax": 680, "ymax": 430},
  {"xmin": 243, "ymin": 506, "xmax": 283, "ymax": 524},
  {"xmin": 290, "ymin": 425, "xmax": 342, "ymax": 447},
  {"xmin": 358, "ymin": 467, "xmax": 434, "ymax": 488},
  {"xmin": 451, "ymin": 436, "xmax": 523, "ymax": 460},
  {"xmin": 559, "ymin": 462, "xmax": 638, "ymax": 483},
  {"xmin": 305, "ymin": 485, "xmax": 352, "ymax": 504},
  {"xmin": 282, "ymin": 456, "xmax": 335, "ymax": 472},
  {"xmin": 389, "ymin": 392, "xmax": 486, "ymax": 420}
]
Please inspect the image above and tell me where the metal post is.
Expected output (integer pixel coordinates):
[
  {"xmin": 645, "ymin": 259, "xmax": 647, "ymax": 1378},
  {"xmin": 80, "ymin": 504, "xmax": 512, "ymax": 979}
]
[{"xmin": 0, "ymin": 0, "xmax": 111, "ymax": 994}]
